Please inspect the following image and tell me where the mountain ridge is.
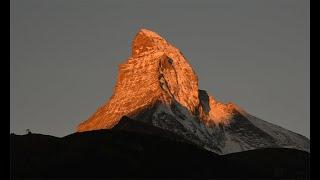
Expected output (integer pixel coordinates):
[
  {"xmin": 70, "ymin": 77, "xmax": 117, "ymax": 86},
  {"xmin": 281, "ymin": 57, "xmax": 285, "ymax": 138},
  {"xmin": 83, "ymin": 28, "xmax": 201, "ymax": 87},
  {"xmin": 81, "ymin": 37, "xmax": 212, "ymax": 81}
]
[{"xmin": 76, "ymin": 28, "xmax": 309, "ymax": 154}]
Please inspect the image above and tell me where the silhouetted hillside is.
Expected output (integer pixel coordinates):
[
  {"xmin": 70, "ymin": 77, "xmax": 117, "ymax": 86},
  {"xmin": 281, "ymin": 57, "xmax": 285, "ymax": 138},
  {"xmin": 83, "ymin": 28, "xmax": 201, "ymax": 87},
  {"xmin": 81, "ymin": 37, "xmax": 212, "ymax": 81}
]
[{"xmin": 11, "ymin": 118, "xmax": 310, "ymax": 179}]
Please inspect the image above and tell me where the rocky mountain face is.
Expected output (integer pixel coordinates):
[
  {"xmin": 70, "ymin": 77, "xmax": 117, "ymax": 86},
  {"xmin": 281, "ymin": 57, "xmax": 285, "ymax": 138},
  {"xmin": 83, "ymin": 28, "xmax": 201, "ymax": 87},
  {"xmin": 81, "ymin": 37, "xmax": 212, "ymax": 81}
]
[{"xmin": 77, "ymin": 29, "xmax": 310, "ymax": 154}]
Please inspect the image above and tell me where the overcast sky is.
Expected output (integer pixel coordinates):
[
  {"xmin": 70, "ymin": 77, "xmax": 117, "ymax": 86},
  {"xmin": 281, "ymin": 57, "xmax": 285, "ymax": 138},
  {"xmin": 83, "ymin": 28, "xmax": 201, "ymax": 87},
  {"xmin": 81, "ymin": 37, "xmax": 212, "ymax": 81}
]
[{"xmin": 10, "ymin": 0, "xmax": 310, "ymax": 138}]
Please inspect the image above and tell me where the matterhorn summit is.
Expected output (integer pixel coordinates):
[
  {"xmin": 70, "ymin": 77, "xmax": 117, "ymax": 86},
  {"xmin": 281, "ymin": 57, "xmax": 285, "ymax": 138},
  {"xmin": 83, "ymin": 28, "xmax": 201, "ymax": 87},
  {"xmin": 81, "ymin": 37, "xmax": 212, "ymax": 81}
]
[{"xmin": 77, "ymin": 29, "xmax": 309, "ymax": 154}]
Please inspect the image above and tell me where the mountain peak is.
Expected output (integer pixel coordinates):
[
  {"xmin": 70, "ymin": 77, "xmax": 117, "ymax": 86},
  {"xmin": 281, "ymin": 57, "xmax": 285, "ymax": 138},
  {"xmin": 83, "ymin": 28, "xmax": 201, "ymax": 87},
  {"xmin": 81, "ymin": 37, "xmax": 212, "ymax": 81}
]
[
  {"xmin": 77, "ymin": 29, "xmax": 236, "ymax": 132},
  {"xmin": 76, "ymin": 29, "xmax": 309, "ymax": 155},
  {"xmin": 132, "ymin": 28, "xmax": 168, "ymax": 57}
]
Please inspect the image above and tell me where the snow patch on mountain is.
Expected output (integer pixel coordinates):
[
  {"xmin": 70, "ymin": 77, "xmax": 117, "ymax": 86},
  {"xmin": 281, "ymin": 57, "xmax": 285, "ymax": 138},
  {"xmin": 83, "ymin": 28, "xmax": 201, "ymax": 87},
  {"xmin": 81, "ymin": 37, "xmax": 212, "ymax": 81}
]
[{"xmin": 131, "ymin": 101, "xmax": 310, "ymax": 155}]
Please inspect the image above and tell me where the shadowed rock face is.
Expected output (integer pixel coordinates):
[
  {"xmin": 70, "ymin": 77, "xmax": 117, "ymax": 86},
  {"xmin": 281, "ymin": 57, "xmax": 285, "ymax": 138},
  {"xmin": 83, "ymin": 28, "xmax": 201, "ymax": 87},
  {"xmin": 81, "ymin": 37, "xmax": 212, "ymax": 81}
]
[{"xmin": 77, "ymin": 29, "xmax": 310, "ymax": 154}]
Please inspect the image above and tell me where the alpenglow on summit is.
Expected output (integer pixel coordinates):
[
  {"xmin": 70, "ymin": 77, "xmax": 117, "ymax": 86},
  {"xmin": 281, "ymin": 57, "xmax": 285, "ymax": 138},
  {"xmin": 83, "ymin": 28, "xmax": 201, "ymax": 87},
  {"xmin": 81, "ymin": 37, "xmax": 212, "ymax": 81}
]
[{"xmin": 77, "ymin": 29, "xmax": 310, "ymax": 155}]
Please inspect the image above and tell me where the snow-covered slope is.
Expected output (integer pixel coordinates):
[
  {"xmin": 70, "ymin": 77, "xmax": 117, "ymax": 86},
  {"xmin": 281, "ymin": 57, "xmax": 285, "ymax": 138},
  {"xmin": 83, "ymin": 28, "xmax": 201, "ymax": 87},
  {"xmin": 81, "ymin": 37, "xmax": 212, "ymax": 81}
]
[{"xmin": 133, "ymin": 99, "xmax": 310, "ymax": 154}]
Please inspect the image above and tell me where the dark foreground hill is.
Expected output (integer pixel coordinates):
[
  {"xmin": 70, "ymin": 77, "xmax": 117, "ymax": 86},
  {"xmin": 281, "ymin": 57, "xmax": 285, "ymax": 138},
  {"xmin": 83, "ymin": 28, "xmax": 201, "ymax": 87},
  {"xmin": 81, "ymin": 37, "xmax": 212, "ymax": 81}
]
[{"xmin": 11, "ymin": 117, "xmax": 310, "ymax": 179}]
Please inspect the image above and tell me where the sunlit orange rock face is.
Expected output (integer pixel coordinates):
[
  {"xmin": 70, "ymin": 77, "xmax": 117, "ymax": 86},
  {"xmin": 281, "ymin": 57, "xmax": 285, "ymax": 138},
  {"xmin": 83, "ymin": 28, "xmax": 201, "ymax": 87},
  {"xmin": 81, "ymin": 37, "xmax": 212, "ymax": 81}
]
[{"xmin": 77, "ymin": 29, "xmax": 237, "ymax": 132}]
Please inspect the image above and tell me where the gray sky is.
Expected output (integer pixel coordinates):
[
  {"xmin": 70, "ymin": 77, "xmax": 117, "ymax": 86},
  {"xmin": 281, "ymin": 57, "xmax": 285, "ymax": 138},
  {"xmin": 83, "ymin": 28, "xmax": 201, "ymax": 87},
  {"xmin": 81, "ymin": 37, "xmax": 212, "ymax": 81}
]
[{"xmin": 10, "ymin": 0, "xmax": 310, "ymax": 138}]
